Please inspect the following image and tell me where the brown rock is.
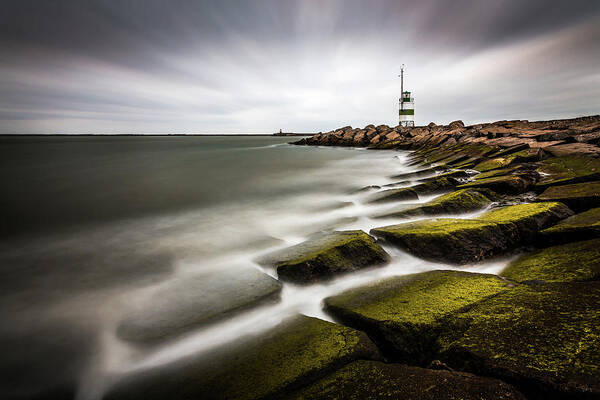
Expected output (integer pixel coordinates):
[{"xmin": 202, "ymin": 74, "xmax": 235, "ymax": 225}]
[{"xmin": 545, "ymin": 143, "xmax": 600, "ymax": 158}]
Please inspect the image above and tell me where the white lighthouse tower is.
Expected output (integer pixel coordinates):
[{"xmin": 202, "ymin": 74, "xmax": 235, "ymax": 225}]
[{"xmin": 398, "ymin": 65, "xmax": 415, "ymax": 127}]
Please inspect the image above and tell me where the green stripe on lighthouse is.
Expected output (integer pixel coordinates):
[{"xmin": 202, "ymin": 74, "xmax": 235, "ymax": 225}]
[{"xmin": 399, "ymin": 109, "xmax": 415, "ymax": 115}]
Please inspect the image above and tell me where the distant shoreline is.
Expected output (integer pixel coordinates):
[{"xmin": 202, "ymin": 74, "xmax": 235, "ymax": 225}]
[{"xmin": 0, "ymin": 133, "xmax": 315, "ymax": 137}]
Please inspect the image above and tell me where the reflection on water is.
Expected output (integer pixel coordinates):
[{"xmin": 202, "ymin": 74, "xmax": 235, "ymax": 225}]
[{"xmin": 0, "ymin": 136, "xmax": 513, "ymax": 399}]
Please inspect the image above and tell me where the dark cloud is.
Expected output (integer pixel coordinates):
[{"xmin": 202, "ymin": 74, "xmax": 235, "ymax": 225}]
[{"xmin": 1, "ymin": 0, "xmax": 599, "ymax": 133}]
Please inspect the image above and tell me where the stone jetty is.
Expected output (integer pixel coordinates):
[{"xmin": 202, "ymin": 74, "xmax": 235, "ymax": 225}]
[{"xmin": 108, "ymin": 115, "xmax": 600, "ymax": 400}]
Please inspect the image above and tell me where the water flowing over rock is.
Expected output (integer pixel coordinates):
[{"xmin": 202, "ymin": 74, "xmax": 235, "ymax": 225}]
[
  {"xmin": 255, "ymin": 230, "xmax": 389, "ymax": 284},
  {"xmin": 370, "ymin": 202, "xmax": 573, "ymax": 264},
  {"xmin": 106, "ymin": 315, "xmax": 381, "ymax": 400},
  {"xmin": 116, "ymin": 267, "xmax": 282, "ymax": 343}
]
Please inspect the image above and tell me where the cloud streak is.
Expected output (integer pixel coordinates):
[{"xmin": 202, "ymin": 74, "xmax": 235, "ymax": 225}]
[{"xmin": 1, "ymin": 0, "xmax": 599, "ymax": 133}]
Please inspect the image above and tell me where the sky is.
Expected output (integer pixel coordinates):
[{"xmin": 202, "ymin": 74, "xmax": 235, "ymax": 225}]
[{"xmin": 1, "ymin": 0, "xmax": 599, "ymax": 134}]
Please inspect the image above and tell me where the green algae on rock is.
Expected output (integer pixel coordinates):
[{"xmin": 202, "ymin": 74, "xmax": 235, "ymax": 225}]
[
  {"xmin": 116, "ymin": 267, "xmax": 282, "ymax": 343},
  {"xmin": 389, "ymin": 165, "xmax": 446, "ymax": 180},
  {"xmin": 477, "ymin": 201, "xmax": 573, "ymax": 241},
  {"xmin": 473, "ymin": 166, "xmax": 521, "ymax": 180},
  {"xmin": 501, "ymin": 239, "xmax": 600, "ymax": 283},
  {"xmin": 324, "ymin": 270, "xmax": 511, "ymax": 363},
  {"xmin": 411, "ymin": 176, "xmax": 459, "ymax": 195},
  {"xmin": 537, "ymin": 181, "xmax": 600, "ymax": 212},
  {"xmin": 371, "ymin": 202, "xmax": 572, "ymax": 264},
  {"xmin": 373, "ymin": 189, "xmax": 494, "ymax": 219},
  {"xmin": 105, "ymin": 315, "xmax": 382, "ymax": 400},
  {"xmin": 539, "ymin": 207, "xmax": 600, "ymax": 244},
  {"xmin": 457, "ymin": 174, "xmax": 535, "ymax": 195},
  {"xmin": 366, "ymin": 187, "xmax": 419, "ymax": 203},
  {"xmin": 535, "ymin": 156, "xmax": 600, "ymax": 191},
  {"xmin": 286, "ymin": 360, "xmax": 526, "ymax": 400},
  {"xmin": 473, "ymin": 149, "xmax": 543, "ymax": 173},
  {"xmin": 438, "ymin": 282, "xmax": 600, "ymax": 398},
  {"xmin": 256, "ymin": 230, "xmax": 389, "ymax": 284}
]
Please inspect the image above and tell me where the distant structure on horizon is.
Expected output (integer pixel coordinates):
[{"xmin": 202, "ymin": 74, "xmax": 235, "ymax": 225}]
[{"xmin": 398, "ymin": 64, "xmax": 415, "ymax": 127}]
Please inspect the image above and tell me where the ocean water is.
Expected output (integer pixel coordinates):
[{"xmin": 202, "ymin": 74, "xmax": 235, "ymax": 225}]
[{"xmin": 0, "ymin": 136, "xmax": 510, "ymax": 399}]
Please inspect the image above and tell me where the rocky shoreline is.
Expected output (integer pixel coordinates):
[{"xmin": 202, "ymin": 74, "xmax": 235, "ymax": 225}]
[{"xmin": 107, "ymin": 116, "xmax": 600, "ymax": 400}]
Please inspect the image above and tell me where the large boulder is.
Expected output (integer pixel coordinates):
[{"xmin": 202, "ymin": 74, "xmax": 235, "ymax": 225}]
[
  {"xmin": 287, "ymin": 360, "xmax": 526, "ymax": 400},
  {"xmin": 438, "ymin": 282, "xmax": 600, "ymax": 398},
  {"xmin": 370, "ymin": 202, "xmax": 573, "ymax": 264},
  {"xmin": 535, "ymin": 156, "xmax": 600, "ymax": 191},
  {"xmin": 116, "ymin": 267, "xmax": 282, "ymax": 343},
  {"xmin": 324, "ymin": 270, "xmax": 511, "ymax": 363},
  {"xmin": 448, "ymin": 120, "xmax": 465, "ymax": 129},
  {"xmin": 373, "ymin": 189, "xmax": 495, "ymax": 219},
  {"xmin": 256, "ymin": 230, "xmax": 389, "ymax": 284},
  {"xmin": 106, "ymin": 315, "xmax": 381, "ymax": 400},
  {"xmin": 501, "ymin": 239, "xmax": 600, "ymax": 283},
  {"xmin": 537, "ymin": 181, "xmax": 600, "ymax": 212},
  {"xmin": 539, "ymin": 207, "xmax": 600, "ymax": 244}
]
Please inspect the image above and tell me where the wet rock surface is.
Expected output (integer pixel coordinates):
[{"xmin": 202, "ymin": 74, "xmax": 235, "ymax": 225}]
[
  {"xmin": 438, "ymin": 282, "xmax": 600, "ymax": 399},
  {"xmin": 286, "ymin": 360, "xmax": 526, "ymax": 400},
  {"xmin": 501, "ymin": 239, "xmax": 600, "ymax": 282},
  {"xmin": 106, "ymin": 315, "xmax": 382, "ymax": 400},
  {"xmin": 324, "ymin": 270, "xmax": 511, "ymax": 364},
  {"xmin": 366, "ymin": 186, "xmax": 419, "ymax": 203},
  {"xmin": 457, "ymin": 173, "xmax": 537, "ymax": 194},
  {"xmin": 373, "ymin": 188, "xmax": 494, "ymax": 219},
  {"xmin": 537, "ymin": 181, "xmax": 600, "ymax": 212},
  {"xmin": 371, "ymin": 202, "xmax": 572, "ymax": 264},
  {"xmin": 535, "ymin": 156, "xmax": 600, "ymax": 191},
  {"xmin": 256, "ymin": 230, "xmax": 389, "ymax": 284},
  {"xmin": 539, "ymin": 207, "xmax": 600, "ymax": 244}
]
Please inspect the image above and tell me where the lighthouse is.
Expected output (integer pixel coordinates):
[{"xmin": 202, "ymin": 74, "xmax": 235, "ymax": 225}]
[{"xmin": 398, "ymin": 65, "xmax": 415, "ymax": 127}]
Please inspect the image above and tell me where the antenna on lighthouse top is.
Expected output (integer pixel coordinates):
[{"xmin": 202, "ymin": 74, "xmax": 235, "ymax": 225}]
[{"xmin": 399, "ymin": 64, "xmax": 405, "ymax": 106}]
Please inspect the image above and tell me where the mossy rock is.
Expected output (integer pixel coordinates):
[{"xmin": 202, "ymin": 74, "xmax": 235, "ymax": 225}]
[
  {"xmin": 366, "ymin": 187, "xmax": 419, "ymax": 204},
  {"xmin": 368, "ymin": 140, "xmax": 404, "ymax": 149},
  {"xmin": 476, "ymin": 201, "xmax": 572, "ymax": 239},
  {"xmin": 116, "ymin": 268, "xmax": 282, "ymax": 343},
  {"xmin": 457, "ymin": 174, "xmax": 535, "ymax": 195},
  {"xmin": 256, "ymin": 230, "xmax": 389, "ymax": 284},
  {"xmin": 539, "ymin": 207, "xmax": 600, "ymax": 244},
  {"xmin": 411, "ymin": 176, "xmax": 459, "ymax": 195},
  {"xmin": 537, "ymin": 181, "xmax": 600, "ymax": 212},
  {"xmin": 389, "ymin": 165, "xmax": 446, "ymax": 180},
  {"xmin": 501, "ymin": 239, "xmax": 600, "ymax": 283},
  {"xmin": 417, "ymin": 169, "xmax": 470, "ymax": 182},
  {"xmin": 474, "ymin": 157, "xmax": 515, "ymax": 172},
  {"xmin": 373, "ymin": 189, "xmax": 494, "ymax": 219},
  {"xmin": 535, "ymin": 156, "xmax": 600, "ymax": 191},
  {"xmin": 488, "ymin": 143, "xmax": 530, "ymax": 158},
  {"xmin": 453, "ymin": 156, "xmax": 483, "ymax": 169},
  {"xmin": 474, "ymin": 166, "xmax": 521, "ymax": 180},
  {"xmin": 371, "ymin": 202, "xmax": 572, "ymax": 264},
  {"xmin": 324, "ymin": 270, "xmax": 511, "ymax": 364},
  {"xmin": 105, "ymin": 315, "xmax": 382, "ymax": 400},
  {"xmin": 473, "ymin": 149, "xmax": 542, "ymax": 173},
  {"xmin": 286, "ymin": 360, "xmax": 526, "ymax": 400},
  {"xmin": 438, "ymin": 282, "xmax": 600, "ymax": 398}
]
